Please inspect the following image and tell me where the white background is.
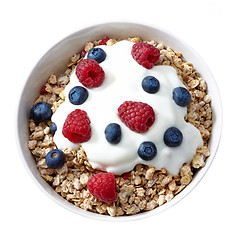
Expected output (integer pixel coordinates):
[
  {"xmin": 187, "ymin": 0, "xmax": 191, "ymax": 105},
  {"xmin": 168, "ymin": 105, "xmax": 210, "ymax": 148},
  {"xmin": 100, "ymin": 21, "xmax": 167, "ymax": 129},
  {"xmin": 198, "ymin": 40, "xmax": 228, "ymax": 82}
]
[{"xmin": 1, "ymin": 0, "xmax": 240, "ymax": 239}]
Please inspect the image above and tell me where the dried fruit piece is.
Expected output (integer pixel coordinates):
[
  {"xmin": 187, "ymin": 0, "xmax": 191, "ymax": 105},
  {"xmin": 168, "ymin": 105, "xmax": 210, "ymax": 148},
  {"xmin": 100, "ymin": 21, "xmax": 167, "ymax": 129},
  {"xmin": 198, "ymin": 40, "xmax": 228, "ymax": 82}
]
[{"xmin": 99, "ymin": 36, "xmax": 109, "ymax": 45}]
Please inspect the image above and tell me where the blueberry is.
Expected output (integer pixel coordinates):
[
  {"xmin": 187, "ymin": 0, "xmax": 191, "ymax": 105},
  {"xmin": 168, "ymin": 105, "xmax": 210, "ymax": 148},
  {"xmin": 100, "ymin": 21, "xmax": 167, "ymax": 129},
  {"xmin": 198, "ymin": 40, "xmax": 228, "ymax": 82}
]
[
  {"xmin": 87, "ymin": 48, "xmax": 106, "ymax": 63},
  {"xmin": 142, "ymin": 76, "xmax": 160, "ymax": 94},
  {"xmin": 138, "ymin": 141, "xmax": 157, "ymax": 160},
  {"xmin": 172, "ymin": 87, "xmax": 191, "ymax": 107},
  {"xmin": 69, "ymin": 86, "xmax": 88, "ymax": 105},
  {"xmin": 30, "ymin": 102, "xmax": 52, "ymax": 123},
  {"xmin": 50, "ymin": 122, "xmax": 57, "ymax": 135},
  {"xmin": 105, "ymin": 123, "xmax": 121, "ymax": 144},
  {"xmin": 45, "ymin": 149, "xmax": 66, "ymax": 169},
  {"xmin": 164, "ymin": 127, "xmax": 183, "ymax": 147}
]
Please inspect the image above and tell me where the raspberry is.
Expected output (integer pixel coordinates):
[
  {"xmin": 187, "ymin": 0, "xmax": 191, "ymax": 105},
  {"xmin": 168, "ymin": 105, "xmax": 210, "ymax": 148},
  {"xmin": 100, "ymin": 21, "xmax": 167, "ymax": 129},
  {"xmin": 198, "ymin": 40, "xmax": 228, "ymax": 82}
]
[
  {"xmin": 87, "ymin": 172, "xmax": 117, "ymax": 202},
  {"xmin": 118, "ymin": 101, "xmax": 155, "ymax": 133},
  {"xmin": 76, "ymin": 59, "xmax": 105, "ymax": 88},
  {"xmin": 62, "ymin": 109, "xmax": 91, "ymax": 143},
  {"xmin": 131, "ymin": 42, "xmax": 160, "ymax": 69}
]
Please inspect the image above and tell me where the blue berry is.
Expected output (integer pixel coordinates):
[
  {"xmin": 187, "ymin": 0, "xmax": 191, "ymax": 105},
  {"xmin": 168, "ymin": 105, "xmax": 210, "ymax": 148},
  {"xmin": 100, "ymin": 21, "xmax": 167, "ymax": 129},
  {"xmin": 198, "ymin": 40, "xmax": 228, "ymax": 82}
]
[
  {"xmin": 45, "ymin": 149, "xmax": 66, "ymax": 169},
  {"xmin": 142, "ymin": 76, "xmax": 160, "ymax": 94},
  {"xmin": 50, "ymin": 122, "xmax": 57, "ymax": 135},
  {"xmin": 30, "ymin": 102, "xmax": 52, "ymax": 123},
  {"xmin": 105, "ymin": 123, "xmax": 121, "ymax": 144},
  {"xmin": 138, "ymin": 141, "xmax": 157, "ymax": 160},
  {"xmin": 172, "ymin": 87, "xmax": 191, "ymax": 107},
  {"xmin": 164, "ymin": 127, "xmax": 183, "ymax": 147},
  {"xmin": 69, "ymin": 86, "xmax": 88, "ymax": 105},
  {"xmin": 87, "ymin": 48, "xmax": 106, "ymax": 63}
]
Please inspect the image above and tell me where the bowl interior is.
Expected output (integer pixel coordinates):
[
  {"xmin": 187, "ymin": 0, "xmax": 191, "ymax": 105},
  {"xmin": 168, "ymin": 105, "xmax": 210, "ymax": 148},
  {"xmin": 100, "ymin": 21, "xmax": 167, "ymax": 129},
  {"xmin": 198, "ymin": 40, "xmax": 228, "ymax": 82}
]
[{"xmin": 17, "ymin": 22, "xmax": 222, "ymax": 221}]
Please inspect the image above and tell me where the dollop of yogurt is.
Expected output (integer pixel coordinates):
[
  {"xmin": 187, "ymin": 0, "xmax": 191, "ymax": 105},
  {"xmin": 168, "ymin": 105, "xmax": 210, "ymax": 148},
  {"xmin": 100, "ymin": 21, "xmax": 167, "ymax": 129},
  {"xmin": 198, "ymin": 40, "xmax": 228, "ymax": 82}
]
[{"xmin": 52, "ymin": 40, "xmax": 203, "ymax": 176}]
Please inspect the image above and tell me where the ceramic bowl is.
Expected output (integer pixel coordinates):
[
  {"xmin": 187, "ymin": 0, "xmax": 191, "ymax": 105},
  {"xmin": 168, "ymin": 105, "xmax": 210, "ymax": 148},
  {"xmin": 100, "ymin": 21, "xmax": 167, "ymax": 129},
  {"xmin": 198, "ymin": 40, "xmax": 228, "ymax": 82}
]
[{"xmin": 16, "ymin": 21, "xmax": 222, "ymax": 221}]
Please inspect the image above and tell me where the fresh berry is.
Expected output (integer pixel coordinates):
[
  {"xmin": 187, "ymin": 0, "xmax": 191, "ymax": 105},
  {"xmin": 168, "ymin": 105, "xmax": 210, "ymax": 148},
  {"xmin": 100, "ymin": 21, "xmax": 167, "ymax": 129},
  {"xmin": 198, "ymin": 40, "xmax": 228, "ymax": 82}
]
[
  {"xmin": 45, "ymin": 149, "xmax": 66, "ymax": 169},
  {"xmin": 131, "ymin": 42, "xmax": 160, "ymax": 69},
  {"xmin": 62, "ymin": 109, "xmax": 91, "ymax": 143},
  {"xmin": 87, "ymin": 172, "xmax": 117, "ymax": 202},
  {"xmin": 50, "ymin": 122, "xmax": 57, "ymax": 135},
  {"xmin": 40, "ymin": 85, "xmax": 47, "ymax": 95},
  {"xmin": 118, "ymin": 101, "xmax": 155, "ymax": 133},
  {"xmin": 87, "ymin": 48, "xmax": 106, "ymax": 63},
  {"xmin": 142, "ymin": 76, "xmax": 160, "ymax": 94},
  {"xmin": 138, "ymin": 141, "xmax": 157, "ymax": 160},
  {"xmin": 68, "ymin": 86, "xmax": 88, "ymax": 105},
  {"xmin": 30, "ymin": 102, "xmax": 53, "ymax": 123},
  {"xmin": 76, "ymin": 59, "xmax": 105, "ymax": 88},
  {"xmin": 99, "ymin": 36, "xmax": 109, "ymax": 45},
  {"xmin": 105, "ymin": 123, "xmax": 122, "ymax": 144},
  {"xmin": 172, "ymin": 87, "xmax": 191, "ymax": 107},
  {"xmin": 164, "ymin": 127, "xmax": 183, "ymax": 147}
]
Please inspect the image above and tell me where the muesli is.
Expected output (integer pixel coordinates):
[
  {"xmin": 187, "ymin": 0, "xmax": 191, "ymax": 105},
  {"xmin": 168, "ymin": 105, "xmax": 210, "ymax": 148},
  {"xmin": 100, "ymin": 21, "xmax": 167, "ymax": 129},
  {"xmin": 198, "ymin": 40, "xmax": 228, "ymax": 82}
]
[{"xmin": 28, "ymin": 36, "xmax": 212, "ymax": 216}]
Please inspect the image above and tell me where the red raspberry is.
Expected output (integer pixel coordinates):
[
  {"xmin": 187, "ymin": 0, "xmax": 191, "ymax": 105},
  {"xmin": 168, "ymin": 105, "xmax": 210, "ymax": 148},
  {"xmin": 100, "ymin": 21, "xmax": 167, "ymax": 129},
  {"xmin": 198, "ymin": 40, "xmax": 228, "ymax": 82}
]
[
  {"xmin": 87, "ymin": 172, "xmax": 117, "ymax": 202},
  {"xmin": 118, "ymin": 101, "xmax": 155, "ymax": 133},
  {"xmin": 99, "ymin": 36, "xmax": 109, "ymax": 45},
  {"xmin": 76, "ymin": 59, "xmax": 105, "ymax": 88},
  {"xmin": 62, "ymin": 109, "xmax": 91, "ymax": 143},
  {"xmin": 131, "ymin": 42, "xmax": 160, "ymax": 69}
]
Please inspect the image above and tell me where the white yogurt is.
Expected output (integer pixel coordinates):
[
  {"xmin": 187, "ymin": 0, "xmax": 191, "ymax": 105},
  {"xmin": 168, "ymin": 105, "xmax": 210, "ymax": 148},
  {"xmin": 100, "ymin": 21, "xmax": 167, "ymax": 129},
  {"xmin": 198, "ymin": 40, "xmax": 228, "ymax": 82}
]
[{"xmin": 52, "ymin": 40, "xmax": 203, "ymax": 176}]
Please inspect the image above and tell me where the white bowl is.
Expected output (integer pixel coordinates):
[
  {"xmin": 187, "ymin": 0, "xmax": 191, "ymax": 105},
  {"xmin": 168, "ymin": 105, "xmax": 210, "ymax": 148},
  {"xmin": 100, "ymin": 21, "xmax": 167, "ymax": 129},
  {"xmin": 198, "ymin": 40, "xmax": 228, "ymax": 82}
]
[{"xmin": 16, "ymin": 21, "xmax": 222, "ymax": 221}]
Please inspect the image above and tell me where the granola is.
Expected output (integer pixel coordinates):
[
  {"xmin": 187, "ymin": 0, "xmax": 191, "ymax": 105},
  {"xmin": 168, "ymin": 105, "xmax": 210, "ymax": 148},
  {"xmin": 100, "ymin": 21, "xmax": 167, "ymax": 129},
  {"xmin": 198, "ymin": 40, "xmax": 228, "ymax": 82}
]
[{"xmin": 28, "ymin": 37, "xmax": 212, "ymax": 216}]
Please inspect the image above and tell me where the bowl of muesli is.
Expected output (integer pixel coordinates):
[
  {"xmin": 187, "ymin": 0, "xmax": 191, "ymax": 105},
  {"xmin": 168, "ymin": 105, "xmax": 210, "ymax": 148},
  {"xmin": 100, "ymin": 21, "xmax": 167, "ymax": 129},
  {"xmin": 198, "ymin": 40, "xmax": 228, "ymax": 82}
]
[{"xmin": 17, "ymin": 22, "xmax": 222, "ymax": 221}]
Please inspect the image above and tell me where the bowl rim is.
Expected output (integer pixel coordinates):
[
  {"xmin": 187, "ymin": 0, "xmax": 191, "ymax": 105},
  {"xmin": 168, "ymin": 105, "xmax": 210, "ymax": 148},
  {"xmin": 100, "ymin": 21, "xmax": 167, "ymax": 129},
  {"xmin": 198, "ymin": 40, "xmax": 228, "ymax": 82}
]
[{"xmin": 16, "ymin": 20, "xmax": 223, "ymax": 221}]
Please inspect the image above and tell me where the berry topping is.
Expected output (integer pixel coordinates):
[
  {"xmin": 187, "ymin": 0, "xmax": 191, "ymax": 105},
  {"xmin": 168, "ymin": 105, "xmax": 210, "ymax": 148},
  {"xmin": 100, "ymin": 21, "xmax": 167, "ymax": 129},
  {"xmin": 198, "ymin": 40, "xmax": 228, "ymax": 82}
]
[
  {"xmin": 87, "ymin": 172, "xmax": 117, "ymax": 202},
  {"xmin": 138, "ymin": 141, "xmax": 157, "ymax": 160},
  {"xmin": 30, "ymin": 102, "xmax": 53, "ymax": 123},
  {"xmin": 45, "ymin": 149, "xmax": 66, "ymax": 169},
  {"xmin": 142, "ymin": 76, "xmax": 160, "ymax": 94},
  {"xmin": 164, "ymin": 127, "xmax": 183, "ymax": 147},
  {"xmin": 62, "ymin": 109, "xmax": 91, "ymax": 143},
  {"xmin": 50, "ymin": 122, "xmax": 57, "ymax": 135},
  {"xmin": 68, "ymin": 86, "xmax": 88, "ymax": 105},
  {"xmin": 105, "ymin": 123, "xmax": 122, "ymax": 144},
  {"xmin": 172, "ymin": 87, "xmax": 191, "ymax": 107},
  {"xmin": 87, "ymin": 48, "xmax": 106, "ymax": 63},
  {"xmin": 76, "ymin": 59, "xmax": 105, "ymax": 88},
  {"xmin": 131, "ymin": 42, "xmax": 160, "ymax": 69},
  {"xmin": 99, "ymin": 36, "xmax": 109, "ymax": 45},
  {"xmin": 118, "ymin": 101, "xmax": 155, "ymax": 133}
]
